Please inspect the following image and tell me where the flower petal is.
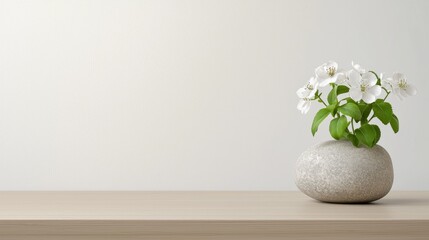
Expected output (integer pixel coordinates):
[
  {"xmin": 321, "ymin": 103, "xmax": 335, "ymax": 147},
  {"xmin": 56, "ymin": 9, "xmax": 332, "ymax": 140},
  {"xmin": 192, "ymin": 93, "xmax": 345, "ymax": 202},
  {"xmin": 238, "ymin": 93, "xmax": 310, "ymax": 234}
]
[
  {"xmin": 399, "ymin": 88, "xmax": 409, "ymax": 98},
  {"xmin": 319, "ymin": 77, "xmax": 337, "ymax": 87},
  {"xmin": 393, "ymin": 88, "xmax": 404, "ymax": 100},
  {"xmin": 297, "ymin": 99, "xmax": 306, "ymax": 111},
  {"xmin": 362, "ymin": 92, "xmax": 376, "ymax": 104},
  {"xmin": 382, "ymin": 77, "xmax": 393, "ymax": 91},
  {"xmin": 297, "ymin": 100, "xmax": 311, "ymax": 114},
  {"xmin": 308, "ymin": 76, "xmax": 317, "ymax": 85},
  {"xmin": 362, "ymin": 72, "xmax": 377, "ymax": 86},
  {"xmin": 302, "ymin": 101, "xmax": 311, "ymax": 114},
  {"xmin": 325, "ymin": 61, "xmax": 338, "ymax": 71},
  {"xmin": 351, "ymin": 61, "xmax": 366, "ymax": 74},
  {"xmin": 296, "ymin": 87, "xmax": 307, "ymax": 98},
  {"xmin": 349, "ymin": 88, "xmax": 363, "ymax": 101},
  {"xmin": 405, "ymin": 84, "xmax": 417, "ymax": 96},
  {"xmin": 315, "ymin": 65, "xmax": 329, "ymax": 79},
  {"xmin": 335, "ymin": 72, "xmax": 347, "ymax": 84},
  {"xmin": 308, "ymin": 88, "xmax": 317, "ymax": 98},
  {"xmin": 348, "ymin": 70, "xmax": 361, "ymax": 87},
  {"xmin": 367, "ymin": 85, "xmax": 382, "ymax": 97},
  {"xmin": 392, "ymin": 72, "xmax": 405, "ymax": 82}
]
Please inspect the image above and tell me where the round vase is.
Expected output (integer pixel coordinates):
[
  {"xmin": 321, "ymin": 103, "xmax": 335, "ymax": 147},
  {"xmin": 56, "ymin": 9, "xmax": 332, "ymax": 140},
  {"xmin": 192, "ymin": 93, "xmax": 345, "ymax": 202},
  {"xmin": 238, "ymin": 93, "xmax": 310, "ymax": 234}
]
[{"xmin": 295, "ymin": 140, "xmax": 394, "ymax": 203}]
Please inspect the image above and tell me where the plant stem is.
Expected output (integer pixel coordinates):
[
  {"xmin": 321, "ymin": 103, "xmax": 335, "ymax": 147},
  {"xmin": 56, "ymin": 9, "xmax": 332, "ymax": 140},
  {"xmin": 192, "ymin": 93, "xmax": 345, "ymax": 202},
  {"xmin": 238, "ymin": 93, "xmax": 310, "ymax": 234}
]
[
  {"xmin": 369, "ymin": 70, "xmax": 380, "ymax": 82},
  {"xmin": 383, "ymin": 90, "xmax": 391, "ymax": 101},
  {"xmin": 351, "ymin": 120, "xmax": 355, "ymax": 134},
  {"xmin": 317, "ymin": 95, "xmax": 328, "ymax": 107}
]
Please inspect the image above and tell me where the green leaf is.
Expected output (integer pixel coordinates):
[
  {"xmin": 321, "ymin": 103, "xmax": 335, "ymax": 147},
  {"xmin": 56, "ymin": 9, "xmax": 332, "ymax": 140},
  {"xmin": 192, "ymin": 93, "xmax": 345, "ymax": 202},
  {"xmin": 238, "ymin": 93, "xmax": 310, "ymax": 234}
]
[
  {"xmin": 338, "ymin": 102, "xmax": 362, "ymax": 121},
  {"xmin": 329, "ymin": 116, "xmax": 349, "ymax": 140},
  {"xmin": 328, "ymin": 85, "xmax": 350, "ymax": 106},
  {"xmin": 373, "ymin": 124, "xmax": 381, "ymax": 146},
  {"xmin": 327, "ymin": 85, "xmax": 338, "ymax": 105},
  {"xmin": 337, "ymin": 85, "xmax": 350, "ymax": 95},
  {"xmin": 355, "ymin": 124, "xmax": 378, "ymax": 148},
  {"xmin": 347, "ymin": 133, "xmax": 360, "ymax": 147},
  {"xmin": 372, "ymin": 99, "xmax": 393, "ymax": 125},
  {"xmin": 311, "ymin": 108, "xmax": 331, "ymax": 136},
  {"xmin": 346, "ymin": 98, "xmax": 357, "ymax": 104},
  {"xmin": 390, "ymin": 114, "xmax": 399, "ymax": 133},
  {"xmin": 328, "ymin": 104, "xmax": 338, "ymax": 116},
  {"xmin": 358, "ymin": 103, "xmax": 372, "ymax": 124}
]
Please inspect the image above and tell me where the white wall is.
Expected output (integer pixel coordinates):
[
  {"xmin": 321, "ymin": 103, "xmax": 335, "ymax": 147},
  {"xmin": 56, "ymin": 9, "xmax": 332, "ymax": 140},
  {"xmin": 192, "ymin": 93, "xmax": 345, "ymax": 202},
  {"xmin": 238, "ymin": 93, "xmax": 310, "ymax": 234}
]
[{"xmin": 0, "ymin": 0, "xmax": 428, "ymax": 190}]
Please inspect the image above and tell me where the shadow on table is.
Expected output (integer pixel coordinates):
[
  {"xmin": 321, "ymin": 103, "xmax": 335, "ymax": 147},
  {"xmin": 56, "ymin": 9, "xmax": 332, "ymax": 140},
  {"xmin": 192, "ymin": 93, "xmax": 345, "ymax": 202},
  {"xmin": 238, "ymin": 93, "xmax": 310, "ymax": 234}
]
[
  {"xmin": 376, "ymin": 198, "xmax": 429, "ymax": 206},
  {"xmin": 308, "ymin": 198, "xmax": 429, "ymax": 206}
]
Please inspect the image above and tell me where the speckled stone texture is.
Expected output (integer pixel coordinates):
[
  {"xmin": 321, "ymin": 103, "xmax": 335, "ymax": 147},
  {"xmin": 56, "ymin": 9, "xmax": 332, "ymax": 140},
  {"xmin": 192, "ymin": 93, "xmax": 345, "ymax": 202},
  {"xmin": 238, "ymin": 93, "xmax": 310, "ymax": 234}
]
[{"xmin": 295, "ymin": 140, "xmax": 394, "ymax": 203}]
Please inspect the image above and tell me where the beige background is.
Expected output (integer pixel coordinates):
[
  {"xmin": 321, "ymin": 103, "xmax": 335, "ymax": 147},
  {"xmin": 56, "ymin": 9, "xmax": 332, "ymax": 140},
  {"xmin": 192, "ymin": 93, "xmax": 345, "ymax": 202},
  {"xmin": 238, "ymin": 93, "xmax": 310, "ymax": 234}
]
[{"xmin": 0, "ymin": 0, "xmax": 428, "ymax": 190}]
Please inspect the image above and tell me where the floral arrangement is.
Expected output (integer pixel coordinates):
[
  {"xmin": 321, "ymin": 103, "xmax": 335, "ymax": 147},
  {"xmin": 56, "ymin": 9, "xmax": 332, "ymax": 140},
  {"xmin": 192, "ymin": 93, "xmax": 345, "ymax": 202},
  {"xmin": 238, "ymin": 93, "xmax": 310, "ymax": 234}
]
[{"xmin": 297, "ymin": 61, "xmax": 417, "ymax": 148}]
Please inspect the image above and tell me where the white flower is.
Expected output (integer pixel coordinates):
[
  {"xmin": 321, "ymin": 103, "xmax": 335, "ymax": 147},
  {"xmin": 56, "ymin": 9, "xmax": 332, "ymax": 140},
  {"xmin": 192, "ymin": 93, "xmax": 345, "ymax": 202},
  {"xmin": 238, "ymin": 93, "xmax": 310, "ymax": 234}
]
[
  {"xmin": 296, "ymin": 77, "xmax": 318, "ymax": 99},
  {"xmin": 297, "ymin": 99, "xmax": 312, "ymax": 114},
  {"xmin": 345, "ymin": 69, "xmax": 355, "ymax": 82},
  {"xmin": 351, "ymin": 61, "xmax": 366, "ymax": 74},
  {"xmin": 380, "ymin": 73, "xmax": 392, "ymax": 91},
  {"xmin": 296, "ymin": 77, "xmax": 318, "ymax": 114},
  {"xmin": 385, "ymin": 73, "xmax": 417, "ymax": 100},
  {"xmin": 315, "ymin": 61, "xmax": 346, "ymax": 87},
  {"xmin": 348, "ymin": 70, "xmax": 382, "ymax": 104}
]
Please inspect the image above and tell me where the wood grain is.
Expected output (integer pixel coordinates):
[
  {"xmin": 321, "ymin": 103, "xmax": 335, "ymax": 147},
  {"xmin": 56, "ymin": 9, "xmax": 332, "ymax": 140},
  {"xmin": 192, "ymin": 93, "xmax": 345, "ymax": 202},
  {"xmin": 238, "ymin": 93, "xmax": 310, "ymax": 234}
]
[{"xmin": 0, "ymin": 191, "xmax": 428, "ymax": 239}]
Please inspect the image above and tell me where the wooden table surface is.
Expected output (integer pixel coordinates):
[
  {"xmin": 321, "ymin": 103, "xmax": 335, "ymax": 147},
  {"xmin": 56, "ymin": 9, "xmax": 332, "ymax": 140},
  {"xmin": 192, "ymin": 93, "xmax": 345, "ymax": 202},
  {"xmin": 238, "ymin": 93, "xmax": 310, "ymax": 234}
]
[{"xmin": 0, "ymin": 191, "xmax": 428, "ymax": 239}]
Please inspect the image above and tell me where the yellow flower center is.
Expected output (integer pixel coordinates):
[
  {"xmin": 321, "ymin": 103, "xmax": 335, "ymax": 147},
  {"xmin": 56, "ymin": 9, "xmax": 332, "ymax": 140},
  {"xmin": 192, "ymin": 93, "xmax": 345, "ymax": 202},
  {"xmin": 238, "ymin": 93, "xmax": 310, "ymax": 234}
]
[
  {"xmin": 398, "ymin": 79, "xmax": 407, "ymax": 89},
  {"xmin": 325, "ymin": 66, "xmax": 336, "ymax": 77}
]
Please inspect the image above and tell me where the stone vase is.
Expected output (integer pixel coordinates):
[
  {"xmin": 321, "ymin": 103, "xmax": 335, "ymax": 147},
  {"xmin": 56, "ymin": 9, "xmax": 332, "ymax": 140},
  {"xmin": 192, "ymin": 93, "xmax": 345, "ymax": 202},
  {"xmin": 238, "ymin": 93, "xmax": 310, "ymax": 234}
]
[{"xmin": 295, "ymin": 140, "xmax": 394, "ymax": 203}]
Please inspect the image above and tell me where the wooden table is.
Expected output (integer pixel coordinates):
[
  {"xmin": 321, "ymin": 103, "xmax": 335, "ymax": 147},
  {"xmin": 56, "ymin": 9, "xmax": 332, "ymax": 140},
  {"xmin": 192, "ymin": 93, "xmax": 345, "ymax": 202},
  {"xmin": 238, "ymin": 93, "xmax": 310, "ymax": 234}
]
[{"xmin": 0, "ymin": 191, "xmax": 428, "ymax": 239}]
